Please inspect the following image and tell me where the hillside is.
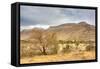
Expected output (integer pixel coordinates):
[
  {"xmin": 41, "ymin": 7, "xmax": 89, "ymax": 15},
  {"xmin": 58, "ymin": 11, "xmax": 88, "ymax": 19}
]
[{"xmin": 21, "ymin": 22, "xmax": 95, "ymax": 41}]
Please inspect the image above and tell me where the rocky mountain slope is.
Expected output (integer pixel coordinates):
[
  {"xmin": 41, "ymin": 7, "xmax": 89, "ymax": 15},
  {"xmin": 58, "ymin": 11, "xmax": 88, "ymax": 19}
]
[{"xmin": 21, "ymin": 22, "xmax": 95, "ymax": 41}]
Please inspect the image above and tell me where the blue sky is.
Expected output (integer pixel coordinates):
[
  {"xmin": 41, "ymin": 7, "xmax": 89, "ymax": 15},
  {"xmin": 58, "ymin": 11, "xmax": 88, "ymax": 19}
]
[{"xmin": 20, "ymin": 5, "xmax": 95, "ymax": 30}]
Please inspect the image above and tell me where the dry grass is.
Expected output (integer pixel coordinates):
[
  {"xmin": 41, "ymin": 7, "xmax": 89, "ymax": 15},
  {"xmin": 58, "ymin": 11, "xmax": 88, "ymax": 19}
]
[{"xmin": 20, "ymin": 51, "xmax": 95, "ymax": 64}]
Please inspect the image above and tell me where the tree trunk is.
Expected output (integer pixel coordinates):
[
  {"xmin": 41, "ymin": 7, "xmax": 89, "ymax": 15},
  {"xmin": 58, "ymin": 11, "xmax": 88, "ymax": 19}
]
[{"xmin": 42, "ymin": 46, "xmax": 47, "ymax": 55}]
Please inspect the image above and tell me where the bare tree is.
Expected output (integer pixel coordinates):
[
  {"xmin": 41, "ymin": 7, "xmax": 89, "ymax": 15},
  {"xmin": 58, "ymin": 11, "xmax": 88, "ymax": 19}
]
[{"xmin": 35, "ymin": 31, "xmax": 57, "ymax": 55}]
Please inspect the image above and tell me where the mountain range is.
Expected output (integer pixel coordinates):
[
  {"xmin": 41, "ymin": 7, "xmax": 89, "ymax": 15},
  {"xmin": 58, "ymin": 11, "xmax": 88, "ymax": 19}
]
[{"xmin": 20, "ymin": 22, "xmax": 95, "ymax": 41}]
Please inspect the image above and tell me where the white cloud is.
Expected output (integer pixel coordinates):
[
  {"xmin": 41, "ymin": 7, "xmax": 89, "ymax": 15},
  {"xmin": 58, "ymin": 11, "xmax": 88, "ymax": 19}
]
[{"xmin": 21, "ymin": 24, "xmax": 50, "ymax": 31}]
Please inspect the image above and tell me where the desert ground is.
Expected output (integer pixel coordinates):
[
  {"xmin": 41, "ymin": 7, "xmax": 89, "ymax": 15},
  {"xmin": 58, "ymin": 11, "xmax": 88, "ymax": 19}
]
[{"xmin": 20, "ymin": 51, "xmax": 95, "ymax": 64}]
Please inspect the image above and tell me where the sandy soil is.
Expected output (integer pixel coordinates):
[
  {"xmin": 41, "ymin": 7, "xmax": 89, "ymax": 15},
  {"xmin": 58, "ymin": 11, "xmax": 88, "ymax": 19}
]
[{"xmin": 20, "ymin": 51, "xmax": 95, "ymax": 64}]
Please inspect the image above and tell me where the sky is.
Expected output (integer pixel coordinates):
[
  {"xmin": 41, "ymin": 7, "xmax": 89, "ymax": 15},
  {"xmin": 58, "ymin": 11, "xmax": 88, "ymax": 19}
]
[{"xmin": 20, "ymin": 5, "xmax": 95, "ymax": 31}]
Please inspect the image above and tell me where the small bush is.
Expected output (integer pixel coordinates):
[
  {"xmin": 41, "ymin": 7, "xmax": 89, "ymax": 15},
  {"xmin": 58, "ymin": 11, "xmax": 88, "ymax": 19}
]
[
  {"xmin": 86, "ymin": 45, "xmax": 95, "ymax": 51},
  {"xmin": 63, "ymin": 45, "xmax": 71, "ymax": 53}
]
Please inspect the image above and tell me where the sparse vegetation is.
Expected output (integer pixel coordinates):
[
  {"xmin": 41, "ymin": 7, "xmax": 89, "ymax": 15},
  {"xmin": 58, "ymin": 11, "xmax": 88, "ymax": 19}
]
[
  {"xmin": 20, "ymin": 39, "xmax": 95, "ymax": 58},
  {"xmin": 20, "ymin": 22, "xmax": 95, "ymax": 64}
]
